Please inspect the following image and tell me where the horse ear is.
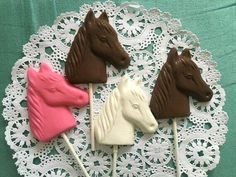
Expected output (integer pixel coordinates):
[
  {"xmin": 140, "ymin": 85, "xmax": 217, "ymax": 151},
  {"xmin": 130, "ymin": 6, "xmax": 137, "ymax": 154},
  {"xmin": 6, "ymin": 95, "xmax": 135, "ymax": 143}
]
[
  {"xmin": 181, "ymin": 48, "xmax": 191, "ymax": 59},
  {"xmin": 40, "ymin": 63, "xmax": 52, "ymax": 73},
  {"xmin": 27, "ymin": 68, "xmax": 38, "ymax": 84},
  {"xmin": 167, "ymin": 48, "xmax": 178, "ymax": 66},
  {"xmin": 134, "ymin": 77, "xmax": 141, "ymax": 85},
  {"xmin": 98, "ymin": 11, "xmax": 109, "ymax": 22},
  {"xmin": 121, "ymin": 75, "xmax": 129, "ymax": 84},
  {"xmin": 118, "ymin": 75, "xmax": 129, "ymax": 91},
  {"xmin": 84, "ymin": 9, "xmax": 95, "ymax": 28}
]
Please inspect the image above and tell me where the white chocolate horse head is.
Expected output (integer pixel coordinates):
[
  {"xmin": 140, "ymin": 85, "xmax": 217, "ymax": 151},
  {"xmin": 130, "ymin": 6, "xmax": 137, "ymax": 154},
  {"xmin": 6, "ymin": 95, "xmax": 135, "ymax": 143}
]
[{"xmin": 94, "ymin": 75, "xmax": 158, "ymax": 145}]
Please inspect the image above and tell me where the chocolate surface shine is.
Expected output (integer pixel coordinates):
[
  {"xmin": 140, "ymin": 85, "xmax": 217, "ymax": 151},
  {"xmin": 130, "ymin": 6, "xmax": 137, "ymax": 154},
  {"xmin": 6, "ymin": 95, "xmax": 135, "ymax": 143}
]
[
  {"xmin": 150, "ymin": 48, "xmax": 213, "ymax": 119},
  {"xmin": 65, "ymin": 10, "xmax": 130, "ymax": 84}
]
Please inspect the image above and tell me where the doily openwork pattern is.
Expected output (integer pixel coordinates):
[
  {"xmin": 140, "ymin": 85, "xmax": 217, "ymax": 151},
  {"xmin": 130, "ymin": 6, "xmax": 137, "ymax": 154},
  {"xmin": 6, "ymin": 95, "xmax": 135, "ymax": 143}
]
[{"xmin": 2, "ymin": 1, "xmax": 228, "ymax": 177}]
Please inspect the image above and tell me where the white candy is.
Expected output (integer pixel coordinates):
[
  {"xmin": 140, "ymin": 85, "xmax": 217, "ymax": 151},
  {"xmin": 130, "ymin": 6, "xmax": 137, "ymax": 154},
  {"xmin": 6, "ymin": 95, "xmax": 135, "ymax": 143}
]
[{"xmin": 94, "ymin": 75, "xmax": 158, "ymax": 145}]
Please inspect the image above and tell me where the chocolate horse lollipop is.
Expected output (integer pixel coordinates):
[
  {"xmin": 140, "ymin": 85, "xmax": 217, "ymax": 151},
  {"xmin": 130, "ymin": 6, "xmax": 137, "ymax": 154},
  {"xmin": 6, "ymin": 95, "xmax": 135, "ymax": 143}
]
[
  {"xmin": 65, "ymin": 10, "xmax": 130, "ymax": 150},
  {"xmin": 150, "ymin": 48, "xmax": 213, "ymax": 177}
]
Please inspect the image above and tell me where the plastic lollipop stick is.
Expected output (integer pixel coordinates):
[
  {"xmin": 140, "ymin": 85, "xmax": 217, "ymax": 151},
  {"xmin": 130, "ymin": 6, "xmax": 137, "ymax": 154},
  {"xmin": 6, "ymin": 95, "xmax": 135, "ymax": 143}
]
[
  {"xmin": 94, "ymin": 76, "xmax": 158, "ymax": 177},
  {"xmin": 173, "ymin": 118, "xmax": 180, "ymax": 177},
  {"xmin": 150, "ymin": 48, "xmax": 213, "ymax": 177},
  {"xmin": 62, "ymin": 133, "xmax": 90, "ymax": 177},
  {"xmin": 112, "ymin": 145, "xmax": 118, "ymax": 177},
  {"xmin": 65, "ymin": 10, "xmax": 130, "ymax": 152},
  {"xmin": 27, "ymin": 63, "xmax": 91, "ymax": 177},
  {"xmin": 89, "ymin": 83, "xmax": 95, "ymax": 151}
]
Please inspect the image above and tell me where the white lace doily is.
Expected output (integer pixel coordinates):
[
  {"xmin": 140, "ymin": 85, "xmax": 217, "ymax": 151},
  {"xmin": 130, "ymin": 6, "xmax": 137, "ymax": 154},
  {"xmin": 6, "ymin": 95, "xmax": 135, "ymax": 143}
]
[{"xmin": 2, "ymin": 1, "xmax": 228, "ymax": 177}]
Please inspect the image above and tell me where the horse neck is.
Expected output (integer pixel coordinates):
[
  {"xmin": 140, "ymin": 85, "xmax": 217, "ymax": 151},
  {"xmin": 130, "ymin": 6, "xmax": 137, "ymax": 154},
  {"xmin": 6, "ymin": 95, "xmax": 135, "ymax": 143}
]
[
  {"xmin": 28, "ymin": 93, "xmax": 76, "ymax": 142},
  {"xmin": 39, "ymin": 98, "xmax": 73, "ymax": 122},
  {"xmin": 84, "ymin": 47, "xmax": 106, "ymax": 67},
  {"xmin": 166, "ymin": 83, "xmax": 190, "ymax": 117},
  {"xmin": 151, "ymin": 65, "xmax": 190, "ymax": 119},
  {"xmin": 99, "ymin": 108, "xmax": 135, "ymax": 145}
]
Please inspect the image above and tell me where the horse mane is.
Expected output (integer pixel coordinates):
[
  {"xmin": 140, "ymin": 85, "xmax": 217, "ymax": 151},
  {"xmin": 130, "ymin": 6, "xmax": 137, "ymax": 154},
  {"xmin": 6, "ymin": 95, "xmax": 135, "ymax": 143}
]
[
  {"xmin": 27, "ymin": 83, "xmax": 44, "ymax": 140},
  {"xmin": 151, "ymin": 63, "xmax": 175, "ymax": 114},
  {"xmin": 27, "ymin": 71, "xmax": 60, "ymax": 140},
  {"xmin": 65, "ymin": 26, "xmax": 88, "ymax": 80},
  {"xmin": 95, "ymin": 86, "xmax": 120, "ymax": 142}
]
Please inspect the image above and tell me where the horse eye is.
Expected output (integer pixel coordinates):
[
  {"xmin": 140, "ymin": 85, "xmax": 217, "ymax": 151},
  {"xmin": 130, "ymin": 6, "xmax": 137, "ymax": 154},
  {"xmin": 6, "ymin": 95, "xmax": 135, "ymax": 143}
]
[
  {"xmin": 49, "ymin": 87, "xmax": 56, "ymax": 92},
  {"xmin": 132, "ymin": 104, "xmax": 139, "ymax": 109},
  {"xmin": 184, "ymin": 73, "xmax": 193, "ymax": 79},
  {"xmin": 99, "ymin": 36, "xmax": 107, "ymax": 43}
]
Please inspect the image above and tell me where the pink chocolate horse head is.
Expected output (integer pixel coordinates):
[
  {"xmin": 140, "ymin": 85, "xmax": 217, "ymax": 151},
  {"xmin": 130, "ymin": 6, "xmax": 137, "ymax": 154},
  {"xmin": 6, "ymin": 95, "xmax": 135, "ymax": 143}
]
[{"xmin": 27, "ymin": 63, "xmax": 89, "ymax": 142}]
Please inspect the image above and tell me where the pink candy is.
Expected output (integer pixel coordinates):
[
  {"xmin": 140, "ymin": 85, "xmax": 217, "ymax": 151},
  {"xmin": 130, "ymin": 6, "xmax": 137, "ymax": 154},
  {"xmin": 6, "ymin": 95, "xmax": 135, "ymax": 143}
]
[{"xmin": 27, "ymin": 63, "xmax": 89, "ymax": 142}]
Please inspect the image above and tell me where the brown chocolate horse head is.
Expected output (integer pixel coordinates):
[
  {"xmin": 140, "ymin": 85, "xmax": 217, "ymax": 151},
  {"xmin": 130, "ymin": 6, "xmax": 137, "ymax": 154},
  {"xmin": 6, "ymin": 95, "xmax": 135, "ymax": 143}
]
[
  {"xmin": 65, "ymin": 10, "xmax": 130, "ymax": 84},
  {"xmin": 150, "ymin": 48, "xmax": 213, "ymax": 119}
]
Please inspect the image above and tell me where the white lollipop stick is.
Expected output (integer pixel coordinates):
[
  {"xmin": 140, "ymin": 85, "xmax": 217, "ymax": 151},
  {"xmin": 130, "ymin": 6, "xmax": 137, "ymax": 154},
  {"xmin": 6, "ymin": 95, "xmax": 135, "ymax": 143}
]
[
  {"xmin": 173, "ymin": 118, "xmax": 181, "ymax": 177},
  {"xmin": 89, "ymin": 83, "xmax": 96, "ymax": 151},
  {"xmin": 62, "ymin": 133, "xmax": 90, "ymax": 177},
  {"xmin": 112, "ymin": 145, "xmax": 118, "ymax": 177}
]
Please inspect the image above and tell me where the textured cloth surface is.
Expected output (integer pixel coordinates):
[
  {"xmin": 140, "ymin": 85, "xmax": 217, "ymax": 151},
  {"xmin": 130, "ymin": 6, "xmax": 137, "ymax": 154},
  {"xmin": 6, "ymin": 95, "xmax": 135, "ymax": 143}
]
[{"xmin": 0, "ymin": 0, "xmax": 235, "ymax": 177}]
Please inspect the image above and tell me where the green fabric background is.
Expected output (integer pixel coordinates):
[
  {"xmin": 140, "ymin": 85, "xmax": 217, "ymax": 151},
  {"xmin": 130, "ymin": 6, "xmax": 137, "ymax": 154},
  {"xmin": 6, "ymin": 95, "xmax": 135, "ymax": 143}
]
[{"xmin": 0, "ymin": 0, "xmax": 235, "ymax": 177}]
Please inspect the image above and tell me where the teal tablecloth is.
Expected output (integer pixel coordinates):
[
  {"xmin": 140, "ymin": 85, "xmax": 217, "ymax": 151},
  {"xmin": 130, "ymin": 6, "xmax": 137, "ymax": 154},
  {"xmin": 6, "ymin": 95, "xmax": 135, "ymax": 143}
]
[{"xmin": 0, "ymin": 0, "xmax": 235, "ymax": 177}]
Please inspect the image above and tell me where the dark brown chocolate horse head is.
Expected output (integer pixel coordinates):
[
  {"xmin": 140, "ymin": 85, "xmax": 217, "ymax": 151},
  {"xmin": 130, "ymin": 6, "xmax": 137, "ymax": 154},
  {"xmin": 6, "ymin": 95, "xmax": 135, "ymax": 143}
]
[
  {"xmin": 84, "ymin": 10, "xmax": 130, "ymax": 69},
  {"xmin": 65, "ymin": 10, "xmax": 130, "ymax": 84},
  {"xmin": 150, "ymin": 48, "xmax": 213, "ymax": 119},
  {"xmin": 168, "ymin": 48, "xmax": 213, "ymax": 102}
]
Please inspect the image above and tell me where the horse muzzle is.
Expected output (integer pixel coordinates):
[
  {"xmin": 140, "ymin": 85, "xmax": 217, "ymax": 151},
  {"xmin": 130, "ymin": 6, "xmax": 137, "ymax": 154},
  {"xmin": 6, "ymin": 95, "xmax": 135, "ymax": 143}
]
[
  {"xmin": 192, "ymin": 88, "xmax": 213, "ymax": 102},
  {"xmin": 112, "ymin": 54, "xmax": 130, "ymax": 69}
]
